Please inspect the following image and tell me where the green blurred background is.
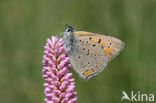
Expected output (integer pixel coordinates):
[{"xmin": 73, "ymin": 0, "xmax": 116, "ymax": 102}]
[{"xmin": 0, "ymin": 0, "xmax": 156, "ymax": 103}]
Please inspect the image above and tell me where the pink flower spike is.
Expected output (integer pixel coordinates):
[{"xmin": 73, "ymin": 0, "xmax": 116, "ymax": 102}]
[{"xmin": 43, "ymin": 36, "xmax": 77, "ymax": 103}]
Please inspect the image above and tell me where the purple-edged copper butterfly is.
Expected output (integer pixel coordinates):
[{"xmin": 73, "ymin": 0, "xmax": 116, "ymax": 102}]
[{"xmin": 63, "ymin": 25, "xmax": 125, "ymax": 79}]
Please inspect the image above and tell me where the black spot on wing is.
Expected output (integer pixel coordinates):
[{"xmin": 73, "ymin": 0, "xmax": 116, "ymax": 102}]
[
  {"xmin": 98, "ymin": 39, "xmax": 101, "ymax": 43},
  {"xmin": 87, "ymin": 50, "xmax": 90, "ymax": 55}
]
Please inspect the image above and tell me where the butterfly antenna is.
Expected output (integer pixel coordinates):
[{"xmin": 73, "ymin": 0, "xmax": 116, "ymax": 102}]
[{"xmin": 73, "ymin": 12, "xmax": 79, "ymax": 28}]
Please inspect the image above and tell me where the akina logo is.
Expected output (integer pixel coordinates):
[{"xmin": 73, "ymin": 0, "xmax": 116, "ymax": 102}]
[{"xmin": 121, "ymin": 91, "xmax": 154, "ymax": 102}]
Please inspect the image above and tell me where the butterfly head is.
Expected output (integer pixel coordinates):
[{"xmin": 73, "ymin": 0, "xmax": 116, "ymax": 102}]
[
  {"xmin": 64, "ymin": 25, "xmax": 74, "ymax": 38},
  {"xmin": 66, "ymin": 24, "xmax": 74, "ymax": 32}
]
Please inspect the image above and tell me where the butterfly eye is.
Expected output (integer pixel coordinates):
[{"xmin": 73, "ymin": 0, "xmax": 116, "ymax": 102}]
[{"xmin": 67, "ymin": 28, "xmax": 72, "ymax": 32}]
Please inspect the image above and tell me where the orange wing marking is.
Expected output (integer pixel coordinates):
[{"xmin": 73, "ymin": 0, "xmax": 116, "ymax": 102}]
[{"xmin": 82, "ymin": 61, "xmax": 104, "ymax": 77}]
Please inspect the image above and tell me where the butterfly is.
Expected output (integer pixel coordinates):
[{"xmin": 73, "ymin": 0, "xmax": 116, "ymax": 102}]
[{"xmin": 63, "ymin": 25, "xmax": 124, "ymax": 79}]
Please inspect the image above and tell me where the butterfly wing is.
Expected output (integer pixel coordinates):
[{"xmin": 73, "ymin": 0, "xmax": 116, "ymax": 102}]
[
  {"xmin": 67, "ymin": 31, "xmax": 124, "ymax": 79},
  {"xmin": 67, "ymin": 31, "xmax": 108, "ymax": 79},
  {"xmin": 74, "ymin": 31, "xmax": 125, "ymax": 61}
]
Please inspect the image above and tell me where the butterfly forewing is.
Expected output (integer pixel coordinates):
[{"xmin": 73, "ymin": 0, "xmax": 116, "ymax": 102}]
[{"xmin": 75, "ymin": 31, "xmax": 125, "ymax": 61}]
